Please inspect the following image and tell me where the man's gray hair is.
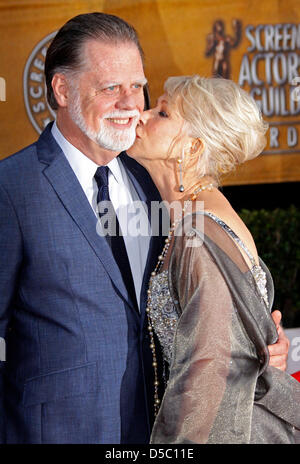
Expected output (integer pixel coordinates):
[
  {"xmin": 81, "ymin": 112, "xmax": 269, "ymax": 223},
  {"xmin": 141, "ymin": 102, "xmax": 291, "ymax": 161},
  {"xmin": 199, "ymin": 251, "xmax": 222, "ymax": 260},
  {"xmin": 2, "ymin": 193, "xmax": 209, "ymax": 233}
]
[{"xmin": 45, "ymin": 12, "xmax": 144, "ymax": 110}]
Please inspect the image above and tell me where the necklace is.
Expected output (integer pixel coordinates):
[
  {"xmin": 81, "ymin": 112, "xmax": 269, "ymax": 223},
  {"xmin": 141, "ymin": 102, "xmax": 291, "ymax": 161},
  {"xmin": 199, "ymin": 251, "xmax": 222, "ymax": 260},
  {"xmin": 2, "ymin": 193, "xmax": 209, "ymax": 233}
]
[{"xmin": 146, "ymin": 181, "xmax": 216, "ymax": 417}]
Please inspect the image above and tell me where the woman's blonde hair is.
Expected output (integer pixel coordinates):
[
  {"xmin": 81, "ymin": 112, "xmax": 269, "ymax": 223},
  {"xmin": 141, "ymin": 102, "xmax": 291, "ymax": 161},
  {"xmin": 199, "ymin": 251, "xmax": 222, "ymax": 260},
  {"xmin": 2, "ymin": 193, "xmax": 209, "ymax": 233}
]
[{"xmin": 164, "ymin": 75, "xmax": 268, "ymax": 182}]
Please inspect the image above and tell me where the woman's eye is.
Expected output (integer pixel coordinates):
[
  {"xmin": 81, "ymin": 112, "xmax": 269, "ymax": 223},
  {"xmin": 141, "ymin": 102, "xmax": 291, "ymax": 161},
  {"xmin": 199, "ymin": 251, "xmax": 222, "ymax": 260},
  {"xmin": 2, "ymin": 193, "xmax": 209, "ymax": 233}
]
[{"xmin": 158, "ymin": 111, "xmax": 168, "ymax": 118}]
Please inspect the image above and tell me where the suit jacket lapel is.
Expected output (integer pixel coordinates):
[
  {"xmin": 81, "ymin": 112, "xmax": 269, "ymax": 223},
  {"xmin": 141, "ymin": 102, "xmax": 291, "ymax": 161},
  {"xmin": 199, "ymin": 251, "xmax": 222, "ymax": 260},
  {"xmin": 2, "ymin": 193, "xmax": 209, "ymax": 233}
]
[{"xmin": 36, "ymin": 124, "xmax": 135, "ymax": 310}]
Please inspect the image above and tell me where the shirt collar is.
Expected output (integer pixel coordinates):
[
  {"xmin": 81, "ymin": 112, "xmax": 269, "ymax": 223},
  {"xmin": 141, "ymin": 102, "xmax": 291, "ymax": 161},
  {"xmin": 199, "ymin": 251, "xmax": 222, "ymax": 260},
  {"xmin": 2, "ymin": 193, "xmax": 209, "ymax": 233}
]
[{"xmin": 106, "ymin": 157, "xmax": 124, "ymax": 185}]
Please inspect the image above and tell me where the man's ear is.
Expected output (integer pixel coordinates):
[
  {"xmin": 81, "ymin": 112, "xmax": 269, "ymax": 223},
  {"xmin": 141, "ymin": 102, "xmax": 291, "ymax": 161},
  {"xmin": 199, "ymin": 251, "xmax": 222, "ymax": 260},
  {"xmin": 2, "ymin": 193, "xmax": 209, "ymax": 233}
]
[{"xmin": 51, "ymin": 73, "xmax": 69, "ymax": 108}]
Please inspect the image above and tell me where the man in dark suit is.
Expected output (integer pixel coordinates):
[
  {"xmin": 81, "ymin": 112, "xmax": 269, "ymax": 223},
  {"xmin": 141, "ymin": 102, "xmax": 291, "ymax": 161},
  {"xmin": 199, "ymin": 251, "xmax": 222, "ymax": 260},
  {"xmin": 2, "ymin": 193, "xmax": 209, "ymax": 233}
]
[
  {"xmin": 0, "ymin": 12, "xmax": 164, "ymax": 444},
  {"xmin": 0, "ymin": 12, "xmax": 289, "ymax": 444}
]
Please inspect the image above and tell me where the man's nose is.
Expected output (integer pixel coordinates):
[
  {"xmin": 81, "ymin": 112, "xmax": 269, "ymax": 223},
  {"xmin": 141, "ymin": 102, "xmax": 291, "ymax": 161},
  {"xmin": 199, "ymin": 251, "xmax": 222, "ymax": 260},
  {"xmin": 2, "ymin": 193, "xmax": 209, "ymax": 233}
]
[{"xmin": 116, "ymin": 90, "xmax": 141, "ymax": 111}]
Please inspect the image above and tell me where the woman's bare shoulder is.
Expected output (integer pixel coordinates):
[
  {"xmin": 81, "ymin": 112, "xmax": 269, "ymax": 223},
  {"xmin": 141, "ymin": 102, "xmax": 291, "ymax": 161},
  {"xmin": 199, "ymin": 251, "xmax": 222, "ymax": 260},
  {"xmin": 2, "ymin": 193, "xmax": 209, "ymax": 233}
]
[{"xmin": 198, "ymin": 189, "xmax": 259, "ymax": 266}]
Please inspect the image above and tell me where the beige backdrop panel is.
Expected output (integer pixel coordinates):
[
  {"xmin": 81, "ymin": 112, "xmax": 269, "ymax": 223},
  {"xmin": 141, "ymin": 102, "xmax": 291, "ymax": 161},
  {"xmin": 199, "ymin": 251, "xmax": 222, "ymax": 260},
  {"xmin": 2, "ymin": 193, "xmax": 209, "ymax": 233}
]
[{"xmin": 0, "ymin": 0, "xmax": 299, "ymax": 185}]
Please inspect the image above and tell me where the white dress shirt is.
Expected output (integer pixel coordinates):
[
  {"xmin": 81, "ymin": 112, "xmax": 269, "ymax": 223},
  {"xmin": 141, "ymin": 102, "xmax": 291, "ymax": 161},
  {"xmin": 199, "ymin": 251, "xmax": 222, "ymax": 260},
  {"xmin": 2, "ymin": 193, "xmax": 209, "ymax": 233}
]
[{"xmin": 51, "ymin": 121, "xmax": 150, "ymax": 309}]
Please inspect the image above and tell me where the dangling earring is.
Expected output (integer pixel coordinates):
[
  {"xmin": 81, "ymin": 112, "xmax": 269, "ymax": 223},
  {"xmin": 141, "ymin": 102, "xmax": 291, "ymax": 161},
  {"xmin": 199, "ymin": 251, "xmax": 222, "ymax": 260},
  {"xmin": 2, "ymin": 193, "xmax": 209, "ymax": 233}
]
[{"xmin": 177, "ymin": 154, "xmax": 184, "ymax": 192}]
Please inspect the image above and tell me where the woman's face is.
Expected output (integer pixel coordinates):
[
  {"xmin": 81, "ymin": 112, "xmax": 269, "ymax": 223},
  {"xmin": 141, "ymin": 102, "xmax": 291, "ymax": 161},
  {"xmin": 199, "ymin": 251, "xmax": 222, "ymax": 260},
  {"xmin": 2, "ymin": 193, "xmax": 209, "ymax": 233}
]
[{"xmin": 128, "ymin": 94, "xmax": 191, "ymax": 161}]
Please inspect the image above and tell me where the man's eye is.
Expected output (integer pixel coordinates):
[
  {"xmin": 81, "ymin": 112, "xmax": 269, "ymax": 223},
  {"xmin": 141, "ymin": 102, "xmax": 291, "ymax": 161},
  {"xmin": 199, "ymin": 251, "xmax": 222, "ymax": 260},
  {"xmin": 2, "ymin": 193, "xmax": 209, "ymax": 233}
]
[
  {"xmin": 158, "ymin": 111, "xmax": 168, "ymax": 117},
  {"xmin": 103, "ymin": 85, "xmax": 119, "ymax": 93},
  {"xmin": 133, "ymin": 83, "xmax": 142, "ymax": 89}
]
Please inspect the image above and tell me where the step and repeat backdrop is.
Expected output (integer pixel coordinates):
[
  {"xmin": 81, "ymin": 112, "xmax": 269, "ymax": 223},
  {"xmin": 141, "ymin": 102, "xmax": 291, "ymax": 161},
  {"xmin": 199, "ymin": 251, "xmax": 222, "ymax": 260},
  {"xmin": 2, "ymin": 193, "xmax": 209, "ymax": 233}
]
[{"xmin": 0, "ymin": 0, "xmax": 300, "ymax": 185}]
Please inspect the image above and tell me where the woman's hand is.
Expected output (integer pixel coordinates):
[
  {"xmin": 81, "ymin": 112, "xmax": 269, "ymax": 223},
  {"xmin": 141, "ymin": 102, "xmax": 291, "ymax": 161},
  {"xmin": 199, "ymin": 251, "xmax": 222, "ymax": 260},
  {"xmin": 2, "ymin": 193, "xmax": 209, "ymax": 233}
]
[{"xmin": 268, "ymin": 310, "xmax": 290, "ymax": 371}]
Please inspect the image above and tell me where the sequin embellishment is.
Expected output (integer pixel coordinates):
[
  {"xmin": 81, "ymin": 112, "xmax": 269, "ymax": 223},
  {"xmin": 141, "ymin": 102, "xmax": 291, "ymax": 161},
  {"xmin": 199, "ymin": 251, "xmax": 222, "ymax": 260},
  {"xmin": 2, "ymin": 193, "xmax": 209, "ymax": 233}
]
[{"xmin": 148, "ymin": 270, "xmax": 178, "ymax": 364}]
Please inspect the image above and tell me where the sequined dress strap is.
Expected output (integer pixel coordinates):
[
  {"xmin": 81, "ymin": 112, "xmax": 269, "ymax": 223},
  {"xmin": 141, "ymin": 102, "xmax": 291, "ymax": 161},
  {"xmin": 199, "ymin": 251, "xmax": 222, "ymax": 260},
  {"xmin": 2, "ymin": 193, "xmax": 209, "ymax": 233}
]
[
  {"xmin": 204, "ymin": 212, "xmax": 257, "ymax": 267},
  {"xmin": 200, "ymin": 211, "xmax": 269, "ymax": 307}
]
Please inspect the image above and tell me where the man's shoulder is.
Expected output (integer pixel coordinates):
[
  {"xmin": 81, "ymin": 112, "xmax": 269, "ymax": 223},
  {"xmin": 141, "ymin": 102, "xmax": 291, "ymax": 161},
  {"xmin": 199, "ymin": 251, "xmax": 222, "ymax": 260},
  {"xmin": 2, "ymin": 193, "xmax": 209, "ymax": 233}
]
[
  {"xmin": 0, "ymin": 140, "xmax": 39, "ymax": 186},
  {"xmin": 0, "ymin": 123, "xmax": 55, "ymax": 178},
  {"xmin": 0, "ymin": 140, "xmax": 38, "ymax": 166}
]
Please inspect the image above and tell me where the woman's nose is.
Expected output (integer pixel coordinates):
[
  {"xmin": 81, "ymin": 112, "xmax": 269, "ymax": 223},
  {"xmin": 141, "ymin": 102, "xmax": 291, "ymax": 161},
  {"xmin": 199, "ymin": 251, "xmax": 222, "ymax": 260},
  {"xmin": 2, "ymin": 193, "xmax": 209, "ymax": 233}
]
[{"xmin": 139, "ymin": 109, "xmax": 152, "ymax": 125}]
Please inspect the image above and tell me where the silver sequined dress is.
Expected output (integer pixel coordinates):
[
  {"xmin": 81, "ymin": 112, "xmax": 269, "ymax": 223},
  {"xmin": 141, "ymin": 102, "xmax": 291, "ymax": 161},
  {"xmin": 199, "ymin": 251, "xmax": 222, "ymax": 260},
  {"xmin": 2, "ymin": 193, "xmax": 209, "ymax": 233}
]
[
  {"xmin": 148, "ymin": 212, "xmax": 269, "ymax": 365},
  {"xmin": 148, "ymin": 211, "xmax": 300, "ymax": 444}
]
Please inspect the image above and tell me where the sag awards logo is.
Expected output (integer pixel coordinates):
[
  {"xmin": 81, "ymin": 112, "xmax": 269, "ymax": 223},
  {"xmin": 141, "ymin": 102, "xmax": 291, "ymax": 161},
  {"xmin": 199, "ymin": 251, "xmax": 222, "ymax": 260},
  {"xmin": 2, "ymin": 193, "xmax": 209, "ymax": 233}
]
[
  {"xmin": 205, "ymin": 20, "xmax": 300, "ymax": 154},
  {"xmin": 205, "ymin": 19, "xmax": 242, "ymax": 79},
  {"xmin": 23, "ymin": 31, "xmax": 57, "ymax": 134}
]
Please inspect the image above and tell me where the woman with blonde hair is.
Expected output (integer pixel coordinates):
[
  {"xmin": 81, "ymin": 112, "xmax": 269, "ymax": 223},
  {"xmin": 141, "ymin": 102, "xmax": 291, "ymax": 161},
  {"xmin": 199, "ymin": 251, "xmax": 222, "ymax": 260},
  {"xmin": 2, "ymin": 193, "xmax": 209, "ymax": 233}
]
[{"xmin": 128, "ymin": 75, "xmax": 300, "ymax": 443}]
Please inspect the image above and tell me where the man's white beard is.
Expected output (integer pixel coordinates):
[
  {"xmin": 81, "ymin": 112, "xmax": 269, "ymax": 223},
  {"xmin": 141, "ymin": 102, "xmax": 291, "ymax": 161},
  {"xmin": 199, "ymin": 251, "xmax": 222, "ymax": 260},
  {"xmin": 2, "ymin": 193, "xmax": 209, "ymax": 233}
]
[{"xmin": 68, "ymin": 90, "xmax": 140, "ymax": 152}]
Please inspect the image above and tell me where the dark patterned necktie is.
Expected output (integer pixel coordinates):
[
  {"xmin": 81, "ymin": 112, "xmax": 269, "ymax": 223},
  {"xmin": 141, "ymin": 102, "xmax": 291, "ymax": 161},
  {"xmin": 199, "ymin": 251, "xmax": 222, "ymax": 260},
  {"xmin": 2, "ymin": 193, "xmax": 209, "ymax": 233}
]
[{"xmin": 94, "ymin": 166, "xmax": 138, "ymax": 310}]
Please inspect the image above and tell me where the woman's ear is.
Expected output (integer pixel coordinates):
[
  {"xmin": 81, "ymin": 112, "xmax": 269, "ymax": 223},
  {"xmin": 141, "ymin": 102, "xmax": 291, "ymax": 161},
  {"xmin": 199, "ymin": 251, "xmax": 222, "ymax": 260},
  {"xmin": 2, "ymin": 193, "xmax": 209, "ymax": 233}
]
[{"xmin": 190, "ymin": 138, "xmax": 204, "ymax": 156}]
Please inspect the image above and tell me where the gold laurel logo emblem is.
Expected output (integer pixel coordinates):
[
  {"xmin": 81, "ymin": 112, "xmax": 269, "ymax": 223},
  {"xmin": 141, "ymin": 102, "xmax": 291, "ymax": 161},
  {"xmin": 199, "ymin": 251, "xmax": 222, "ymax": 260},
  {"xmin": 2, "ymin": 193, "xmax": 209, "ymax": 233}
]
[{"xmin": 23, "ymin": 31, "xmax": 57, "ymax": 134}]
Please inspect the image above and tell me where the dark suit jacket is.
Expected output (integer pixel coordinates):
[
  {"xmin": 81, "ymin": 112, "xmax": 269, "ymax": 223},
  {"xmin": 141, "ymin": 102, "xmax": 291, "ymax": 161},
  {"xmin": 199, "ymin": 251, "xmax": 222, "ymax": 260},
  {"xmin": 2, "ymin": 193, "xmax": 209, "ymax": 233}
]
[{"xmin": 0, "ymin": 123, "xmax": 164, "ymax": 444}]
